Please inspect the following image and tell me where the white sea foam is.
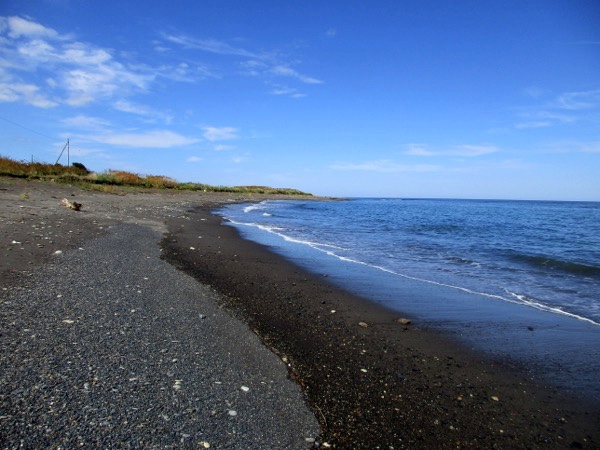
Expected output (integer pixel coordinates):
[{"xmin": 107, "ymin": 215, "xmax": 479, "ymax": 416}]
[
  {"xmin": 243, "ymin": 201, "xmax": 269, "ymax": 213},
  {"xmin": 227, "ymin": 217, "xmax": 600, "ymax": 327}
]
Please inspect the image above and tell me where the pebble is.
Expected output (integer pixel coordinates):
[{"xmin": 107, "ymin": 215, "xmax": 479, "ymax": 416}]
[
  {"xmin": 358, "ymin": 321, "xmax": 368, "ymax": 328},
  {"xmin": 241, "ymin": 386, "xmax": 250, "ymax": 392},
  {"xmin": 228, "ymin": 410, "xmax": 237, "ymax": 416},
  {"xmin": 491, "ymin": 396, "xmax": 499, "ymax": 401},
  {"xmin": 396, "ymin": 318, "xmax": 411, "ymax": 325}
]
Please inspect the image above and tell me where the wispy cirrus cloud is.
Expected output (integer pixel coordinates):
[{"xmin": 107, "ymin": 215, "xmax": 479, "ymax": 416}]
[
  {"xmin": 403, "ymin": 144, "xmax": 499, "ymax": 157},
  {"xmin": 62, "ymin": 114, "xmax": 111, "ymax": 130},
  {"xmin": 331, "ymin": 160, "xmax": 442, "ymax": 173},
  {"xmin": 201, "ymin": 126, "xmax": 239, "ymax": 142},
  {"xmin": 161, "ymin": 31, "xmax": 323, "ymax": 96},
  {"xmin": 162, "ymin": 33, "xmax": 259, "ymax": 58},
  {"xmin": 555, "ymin": 89, "xmax": 600, "ymax": 110},
  {"xmin": 270, "ymin": 65, "xmax": 323, "ymax": 84},
  {"xmin": 113, "ymin": 100, "xmax": 173, "ymax": 123},
  {"xmin": 515, "ymin": 88, "xmax": 600, "ymax": 129},
  {"xmin": 85, "ymin": 130, "xmax": 199, "ymax": 148}
]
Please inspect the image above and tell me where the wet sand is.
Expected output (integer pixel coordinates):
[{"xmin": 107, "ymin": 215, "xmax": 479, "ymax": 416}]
[{"xmin": 2, "ymin": 177, "xmax": 599, "ymax": 448}]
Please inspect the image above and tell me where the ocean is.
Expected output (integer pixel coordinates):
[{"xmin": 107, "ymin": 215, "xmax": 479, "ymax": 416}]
[{"xmin": 217, "ymin": 198, "xmax": 600, "ymax": 400}]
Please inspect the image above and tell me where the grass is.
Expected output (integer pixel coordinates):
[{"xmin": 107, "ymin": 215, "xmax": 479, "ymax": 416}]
[{"xmin": 0, "ymin": 155, "xmax": 312, "ymax": 196}]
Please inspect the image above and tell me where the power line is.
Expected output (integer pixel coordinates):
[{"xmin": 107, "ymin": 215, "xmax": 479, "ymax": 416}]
[{"xmin": 0, "ymin": 114, "xmax": 57, "ymax": 141}]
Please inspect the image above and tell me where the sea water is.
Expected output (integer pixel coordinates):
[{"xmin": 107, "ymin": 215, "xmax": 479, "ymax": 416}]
[{"xmin": 217, "ymin": 198, "xmax": 600, "ymax": 400}]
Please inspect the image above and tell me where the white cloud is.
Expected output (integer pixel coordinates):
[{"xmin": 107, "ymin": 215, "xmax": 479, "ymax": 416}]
[
  {"xmin": 0, "ymin": 81, "xmax": 57, "ymax": 107},
  {"xmin": 202, "ymin": 126, "xmax": 238, "ymax": 141},
  {"xmin": 403, "ymin": 144, "xmax": 436, "ymax": 157},
  {"xmin": 113, "ymin": 100, "xmax": 172, "ymax": 123},
  {"xmin": 88, "ymin": 130, "xmax": 199, "ymax": 148},
  {"xmin": 270, "ymin": 86, "xmax": 306, "ymax": 98},
  {"xmin": 163, "ymin": 32, "xmax": 324, "ymax": 90},
  {"xmin": 213, "ymin": 144, "xmax": 234, "ymax": 151},
  {"xmin": 555, "ymin": 89, "xmax": 600, "ymax": 110},
  {"xmin": 4, "ymin": 16, "xmax": 59, "ymax": 39},
  {"xmin": 187, "ymin": 156, "xmax": 203, "ymax": 162},
  {"xmin": 514, "ymin": 88, "xmax": 599, "ymax": 130},
  {"xmin": 579, "ymin": 142, "xmax": 600, "ymax": 153},
  {"xmin": 62, "ymin": 115, "xmax": 110, "ymax": 130},
  {"xmin": 0, "ymin": 15, "xmax": 154, "ymax": 108},
  {"xmin": 271, "ymin": 65, "xmax": 323, "ymax": 84},
  {"xmin": 162, "ymin": 33, "xmax": 258, "ymax": 58},
  {"xmin": 331, "ymin": 160, "xmax": 442, "ymax": 173},
  {"xmin": 403, "ymin": 144, "xmax": 498, "ymax": 157},
  {"xmin": 451, "ymin": 145, "xmax": 498, "ymax": 157}
]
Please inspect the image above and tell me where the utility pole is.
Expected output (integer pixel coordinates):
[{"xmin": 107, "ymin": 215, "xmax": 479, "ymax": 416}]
[{"xmin": 55, "ymin": 139, "xmax": 70, "ymax": 165}]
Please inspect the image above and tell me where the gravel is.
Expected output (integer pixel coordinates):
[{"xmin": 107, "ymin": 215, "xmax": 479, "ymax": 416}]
[{"xmin": 0, "ymin": 223, "xmax": 320, "ymax": 449}]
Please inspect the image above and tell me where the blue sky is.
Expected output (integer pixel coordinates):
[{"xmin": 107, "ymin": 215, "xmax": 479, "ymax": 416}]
[{"xmin": 1, "ymin": 1, "xmax": 599, "ymax": 200}]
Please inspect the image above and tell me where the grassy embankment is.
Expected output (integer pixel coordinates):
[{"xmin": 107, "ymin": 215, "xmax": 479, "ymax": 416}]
[{"xmin": 0, "ymin": 156, "xmax": 311, "ymax": 196}]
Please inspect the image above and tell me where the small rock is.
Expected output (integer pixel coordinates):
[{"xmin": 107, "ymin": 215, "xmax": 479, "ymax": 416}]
[
  {"xmin": 201, "ymin": 442, "xmax": 211, "ymax": 449},
  {"xmin": 62, "ymin": 319, "xmax": 75, "ymax": 324},
  {"xmin": 360, "ymin": 368, "xmax": 368, "ymax": 373},
  {"xmin": 228, "ymin": 410, "xmax": 237, "ymax": 416},
  {"xmin": 241, "ymin": 386, "xmax": 250, "ymax": 392},
  {"xmin": 396, "ymin": 318, "xmax": 412, "ymax": 325},
  {"xmin": 358, "ymin": 321, "xmax": 368, "ymax": 328},
  {"xmin": 491, "ymin": 396, "xmax": 499, "ymax": 401}
]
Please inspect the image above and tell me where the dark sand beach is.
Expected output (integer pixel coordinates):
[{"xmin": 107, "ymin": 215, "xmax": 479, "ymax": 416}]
[{"xmin": 2, "ymin": 177, "xmax": 599, "ymax": 449}]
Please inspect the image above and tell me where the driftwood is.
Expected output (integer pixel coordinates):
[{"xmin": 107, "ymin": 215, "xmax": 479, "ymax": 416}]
[{"xmin": 61, "ymin": 198, "xmax": 82, "ymax": 211}]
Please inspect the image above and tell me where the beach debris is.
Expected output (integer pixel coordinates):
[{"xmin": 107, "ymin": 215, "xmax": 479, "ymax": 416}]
[
  {"xmin": 62, "ymin": 319, "xmax": 75, "ymax": 324},
  {"xmin": 11, "ymin": 240, "xmax": 21, "ymax": 244},
  {"xmin": 53, "ymin": 250, "xmax": 63, "ymax": 255},
  {"xmin": 201, "ymin": 442, "xmax": 211, "ymax": 448},
  {"xmin": 396, "ymin": 318, "xmax": 412, "ymax": 325},
  {"xmin": 61, "ymin": 198, "xmax": 82, "ymax": 211},
  {"xmin": 491, "ymin": 396, "xmax": 499, "ymax": 402},
  {"xmin": 173, "ymin": 380, "xmax": 183, "ymax": 391},
  {"xmin": 360, "ymin": 368, "xmax": 368, "ymax": 373},
  {"xmin": 358, "ymin": 321, "xmax": 369, "ymax": 328},
  {"xmin": 228, "ymin": 410, "xmax": 237, "ymax": 416},
  {"xmin": 330, "ymin": 310, "xmax": 336, "ymax": 314},
  {"xmin": 241, "ymin": 386, "xmax": 250, "ymax": 392}
]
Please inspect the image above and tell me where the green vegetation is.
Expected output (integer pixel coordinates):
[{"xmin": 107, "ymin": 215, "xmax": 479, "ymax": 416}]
[{"xmin": 0, "ymin": 155, "xmax": 312, "ymax": 196}]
